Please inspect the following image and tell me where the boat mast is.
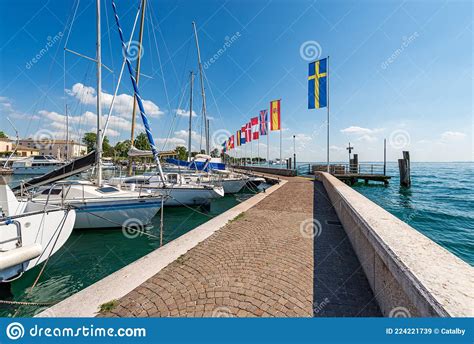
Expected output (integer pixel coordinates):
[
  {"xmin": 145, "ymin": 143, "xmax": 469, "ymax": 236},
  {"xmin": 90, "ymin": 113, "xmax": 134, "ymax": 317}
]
[
  {"xmin": 128, "ymin": 0, "xmax": 147, "ymax": 176},
  {"xmin": 65, "ymin": 104, "xmax": 69, "ymax": 161},
  {"xmin": 192, "ymin": 21, "xmax": 209, "ymax": 154},
  {"xmin": 96, "ymin": 0, "xmax": 103, "ymax": 186},
  {"xmin": 188, "ymin": 71, "xmax": 194, "ymax": 161}
]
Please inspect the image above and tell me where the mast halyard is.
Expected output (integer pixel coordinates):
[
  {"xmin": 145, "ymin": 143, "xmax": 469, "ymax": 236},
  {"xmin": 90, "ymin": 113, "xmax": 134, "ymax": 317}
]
[
  {"xmin": 128, "ymin": 0, "xmax": 147, "ymax": 176},
  {"xmin": 96, "ymin": 0, "xmax": 103, "ymax": 186},
  {"xmin": 188, "ymin": 71, "xmax": 194, "ymax": 161},
  {"xmin": 192, "ymin": 21, "xmax": 209, "ymax": 154}
]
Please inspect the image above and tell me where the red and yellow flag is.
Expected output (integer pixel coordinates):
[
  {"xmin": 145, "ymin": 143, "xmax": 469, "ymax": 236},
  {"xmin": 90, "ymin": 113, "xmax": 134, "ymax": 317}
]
[{"xmin": 270, "ymin": 99, "xmax": 281, "ymax": 131}]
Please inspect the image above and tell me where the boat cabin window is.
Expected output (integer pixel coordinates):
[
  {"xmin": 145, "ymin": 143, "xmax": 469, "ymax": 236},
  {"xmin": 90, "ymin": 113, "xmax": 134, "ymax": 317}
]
[
  {"xmin": 97, "ymin": 186, "xmax": 119, "ymax": 193},
  {"xmin": 41, "ymin": 188, "xmax": 62, "ymax": 195},
  {"xmin": 167, "ymin": 174, "xmax": 178, "ymax": 183},
  {"xmin": 124, "ymin": 178, "xmax": 149, "ymax": 185}
]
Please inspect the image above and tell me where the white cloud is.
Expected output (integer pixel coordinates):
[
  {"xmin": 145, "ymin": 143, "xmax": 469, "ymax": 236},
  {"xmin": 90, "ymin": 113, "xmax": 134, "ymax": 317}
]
[
  {"xmin": 357, "ymin": 134, "xmax": 378, "ymax": 142},
  {"xmin": 37, "ymin": 110, "xmax": 141, "ymax": 138},
  {"xmin": 341, "ymin": 126, "xmax": 384, "ymax": 143},
  {"xmin": 340, "ymin": 126, "xmax": 384, "ymax": 135},
  {"xmin": 330, "ymin": 145, "xmax": 344, "ymax": 151},
  {"xmin": 66, "ymin": 83, "xmax": 164, "ymax": 118},
  {"xmin": 440, "ymin": 131, "xmax": 466, "ymax": 142},
  {"xmin": 175, "ymin": 108, "xmax": 197, "ymax": 117}
]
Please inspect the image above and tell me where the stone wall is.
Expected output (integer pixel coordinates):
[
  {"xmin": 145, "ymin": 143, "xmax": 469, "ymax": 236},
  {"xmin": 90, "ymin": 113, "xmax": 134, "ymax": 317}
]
[{"xmin": 316, "ymin": 172, "xmax": 473, "ymax": 317}]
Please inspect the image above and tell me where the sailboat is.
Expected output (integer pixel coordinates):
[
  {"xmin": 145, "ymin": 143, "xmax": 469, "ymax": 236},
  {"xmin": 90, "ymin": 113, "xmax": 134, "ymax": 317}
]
[
  {"xmin": 0, "ymin": 177, "xmax": 75, "ymax": 281},
  {"xmin": 18, "ymin": 0, "xmax": 164, "ymax": 230},
  {"xmin": 106, "ymin": 1, "xmax": 224, "ymax": 206}
]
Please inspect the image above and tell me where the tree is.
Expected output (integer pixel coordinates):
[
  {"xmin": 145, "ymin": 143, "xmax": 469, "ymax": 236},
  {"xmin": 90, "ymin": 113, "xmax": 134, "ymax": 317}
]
[
  {"xmin": 82, "ymin": 132, "xmax": 111, "ymax": 155},
  {"xmin": 114, "ymin": 140, "xmax": 131, "ymax": 158},
  {"xmin": 0, "ymin": 131, "xmax": 7, "ymax": 139},
  {"xmin": 82, "ymin": 133, "xmax": 96, "ymax": 153},
  {"xmin": 134, "ymin": 133, "xmax": 150, "ymax": 151},
  {"xmin": 210, "ymin": 148, "xmax": 219, "ymax": 158},
  {"xmin": 175, "ymin": 146, "xmax": 188, "ymax": 161}
]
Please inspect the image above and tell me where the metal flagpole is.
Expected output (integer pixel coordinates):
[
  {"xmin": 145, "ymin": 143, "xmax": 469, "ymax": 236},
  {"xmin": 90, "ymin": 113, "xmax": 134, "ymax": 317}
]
[
  {"xmin": 280, "ymin": 128, "xmax": 282, "ymax": 167},
  {"xmin": 250, "ymin": 135, "xmax": 253, "ymax": 166},
  {"xmin": 267, "ymin": 119, "xmax": 269, "ymax": 166},
  {"xmin": 279, "ymin": 98, "xmax": 282, "ymax": 167},
  {"xmin": 326, "ymin": 56, "xmax": 330, "ymax": 173}
]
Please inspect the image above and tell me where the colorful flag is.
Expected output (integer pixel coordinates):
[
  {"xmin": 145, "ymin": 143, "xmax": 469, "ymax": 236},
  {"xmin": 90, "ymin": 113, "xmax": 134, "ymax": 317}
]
[
  {"xmin": 245, "ymin": 122, "xmax": 252, "ymax": 142},
  {"xmin": 251, "ymin": 117, "xmax": 259, "ymax": 140},
  {"xmin": 241, "ymin": 125, "xmax": 247, "ymax": 144},
  {"xmin": 222, "ymin": 141, "xmax": 227, "ymax": 153},
  {"xmin": 259, "ymin": 109, "xmax": 268, "ymax": 135},
  {"xmin": 236, "ymin": 130, "xmax": 241, "ymax": 146},
  {"xmin": 230, "ymin": 135, "xmax": 235, "ymax": 149},
  {"xmin": 308, "ymin": 58, "xmax": 327, "ymax": 109},
  {"xmin": 270, "ymin": 100, "xmax": 281, "ymax": 131}
]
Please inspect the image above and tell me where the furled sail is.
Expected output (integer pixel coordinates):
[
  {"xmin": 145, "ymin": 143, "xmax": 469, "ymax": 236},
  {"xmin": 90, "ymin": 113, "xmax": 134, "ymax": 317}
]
[
  {"xmin": 11, "ymin": 151, "xmax": 96, "ymax": 194},
  {"xmin": 127, "ymin": 146, "xmax": 153, "ymax": 157}
]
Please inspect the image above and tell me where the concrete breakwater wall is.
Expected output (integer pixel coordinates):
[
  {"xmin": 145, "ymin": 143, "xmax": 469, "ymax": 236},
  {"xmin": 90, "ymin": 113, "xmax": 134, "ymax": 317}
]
[
  {"xmin": 316, "ymin": 172, "xmax": 473, "ymax": 317},
  {"xmin": 233, "ymin": 165, "xmax": 297, "ymax": 177}
]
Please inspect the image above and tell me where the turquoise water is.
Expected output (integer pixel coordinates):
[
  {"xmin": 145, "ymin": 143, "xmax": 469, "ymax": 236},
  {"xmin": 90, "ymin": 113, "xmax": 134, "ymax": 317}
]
[
  {"xmin": 350, "ymin": 162, "xmax": 474, "ymax": 266},
  {"xmin": 1, "ymin": 175, "xmax": 261, "ymax": 317}
]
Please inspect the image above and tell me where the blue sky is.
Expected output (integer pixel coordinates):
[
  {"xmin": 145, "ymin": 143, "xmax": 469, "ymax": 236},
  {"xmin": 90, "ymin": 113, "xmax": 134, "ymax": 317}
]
[{"xmin": 0, "ymin": 0, "xmax": 472, "ymax": 162}]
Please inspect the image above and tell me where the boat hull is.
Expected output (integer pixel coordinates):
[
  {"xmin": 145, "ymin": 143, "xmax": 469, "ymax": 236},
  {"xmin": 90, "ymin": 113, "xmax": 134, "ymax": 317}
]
[
  {"xmin": 66, "ymin": 198, "xmax": 161, "ymax": 229},
  {"xmin": 0, "ymin": 205, "xmax": 76, "ymax": 281},
  {"xmin": 152, "ymin": 186, "xmax": 224, "ymax": 206}
]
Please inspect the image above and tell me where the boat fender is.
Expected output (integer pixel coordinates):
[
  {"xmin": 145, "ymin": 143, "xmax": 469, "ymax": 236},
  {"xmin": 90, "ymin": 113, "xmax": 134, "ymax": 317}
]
[{"xmin": 0, "ymin": 244, "xmax": 42, "ymax": 270}]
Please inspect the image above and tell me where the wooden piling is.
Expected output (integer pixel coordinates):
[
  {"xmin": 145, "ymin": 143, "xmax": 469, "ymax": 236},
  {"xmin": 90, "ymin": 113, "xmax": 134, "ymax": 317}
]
[{"xmin": 398, "ymin": 151, "xmax": 411, "ymax": 187}]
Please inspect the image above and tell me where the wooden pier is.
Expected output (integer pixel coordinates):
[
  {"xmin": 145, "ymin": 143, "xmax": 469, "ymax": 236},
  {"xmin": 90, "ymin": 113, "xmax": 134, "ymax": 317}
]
[{"xmin": 333, "ymin": 173, "xmax": 391, "ymax": 186}]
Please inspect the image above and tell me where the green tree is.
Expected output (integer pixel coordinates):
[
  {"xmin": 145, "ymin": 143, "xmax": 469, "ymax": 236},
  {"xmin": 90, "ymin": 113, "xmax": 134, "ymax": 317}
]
[
  {"xmin": 82, "ymin": 132, "xmax": 111, "ymax": 154},
  {"xmin": 134, "ymin": 133, "xmax": 150, "ymax": 151},
  {"xmin": 114, "ymin": 140, "xmax": 131, "ymax": 157},
  {"xmin": 210, "ymin": 148, "xmax": 219, "ymax": 158},
  {"xmin": 175, "ymin": 146, "xmax": 188, "ymax": 160},
  {"xmin": 0, "ymin": 131, "xmax": 7, "ymax": 139}
]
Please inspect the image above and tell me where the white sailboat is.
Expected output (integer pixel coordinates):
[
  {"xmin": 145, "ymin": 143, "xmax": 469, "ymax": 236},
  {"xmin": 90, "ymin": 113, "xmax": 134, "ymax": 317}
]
[
  {"xmin": 106, "ymin": 2, "xmax": 225, "ymax": 206},
  {"xmin": 0, "ymin": 177, "xmax": 75, "ymax": 281},
  {"xmin": 21, "ymin": 0, "xmax": 164, "ymax": 230}
]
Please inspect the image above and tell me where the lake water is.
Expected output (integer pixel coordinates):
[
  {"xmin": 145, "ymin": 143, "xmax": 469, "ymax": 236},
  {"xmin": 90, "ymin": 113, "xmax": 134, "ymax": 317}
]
[{"xmin": 350, "ymin": 162, "xmax": 474, "ymax": 266}]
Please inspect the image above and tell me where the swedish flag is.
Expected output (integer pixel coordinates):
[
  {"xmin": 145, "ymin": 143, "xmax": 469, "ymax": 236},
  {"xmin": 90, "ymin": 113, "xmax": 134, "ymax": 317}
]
[{"xmin": 308, "ymin": 58, "xmax": 327, "ymax": 109}]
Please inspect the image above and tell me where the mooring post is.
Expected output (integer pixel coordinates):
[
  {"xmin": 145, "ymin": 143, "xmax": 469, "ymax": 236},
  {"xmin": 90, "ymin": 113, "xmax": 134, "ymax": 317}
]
[
  {"xmin": 383, "ymin": 138, "xmax": 387, "ymax": 176},
  {"xmin": 398, "ymin": 151, "xmax": 411, "ymax": 187}
]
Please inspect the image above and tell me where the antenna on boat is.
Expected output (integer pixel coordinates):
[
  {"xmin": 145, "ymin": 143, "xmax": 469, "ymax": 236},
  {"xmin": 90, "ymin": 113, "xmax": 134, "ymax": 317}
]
[
  {"xmin": 192, "ymin": 21, "xmax": 209, "ymax": 155},
  {"xmin": 96, "ymin": 0, "xmax": 103, "ymax": 186}
]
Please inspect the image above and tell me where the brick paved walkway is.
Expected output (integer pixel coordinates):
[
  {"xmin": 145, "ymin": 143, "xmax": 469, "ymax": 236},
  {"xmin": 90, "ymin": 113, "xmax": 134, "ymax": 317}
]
[{"xmin": 100, "ymin": 177, "xmax": 380, "ymax": 317}]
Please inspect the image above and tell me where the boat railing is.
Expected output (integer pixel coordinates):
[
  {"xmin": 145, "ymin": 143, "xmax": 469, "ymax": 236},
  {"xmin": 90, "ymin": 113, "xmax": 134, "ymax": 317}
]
[
  {"xmin": 312, "ymin": 163, "xmax": 387, "ymax": 175},
  {"xmin": 0, "ymin": 219, "xmax": 22, "ymax": 247}
]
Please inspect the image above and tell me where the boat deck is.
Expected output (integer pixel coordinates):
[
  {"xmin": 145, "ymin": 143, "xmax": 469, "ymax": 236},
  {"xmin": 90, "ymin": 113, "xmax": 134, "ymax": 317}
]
[{"xmin": 98, "ymin": 176, "xmax": 380, "ymax": 317}]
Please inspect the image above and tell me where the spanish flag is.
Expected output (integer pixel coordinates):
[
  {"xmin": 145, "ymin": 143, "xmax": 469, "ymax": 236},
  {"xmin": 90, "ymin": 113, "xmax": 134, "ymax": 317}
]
[{"xmin": 270, "ymin": 99, "xmax": 281, "ymax": 131}]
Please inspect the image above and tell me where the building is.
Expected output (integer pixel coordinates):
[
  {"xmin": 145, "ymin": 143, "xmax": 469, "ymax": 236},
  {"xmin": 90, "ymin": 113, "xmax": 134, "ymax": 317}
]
[
  {"xmin": 0, "ymin": 137, "xmax": 40, "ymax": 157},
  {"xmin": 18, "ymin": 138, "xmax": 87, "ymax": 159}
]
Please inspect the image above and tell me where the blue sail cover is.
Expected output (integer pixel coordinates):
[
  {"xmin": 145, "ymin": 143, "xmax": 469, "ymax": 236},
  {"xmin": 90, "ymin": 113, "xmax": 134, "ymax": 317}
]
[{"xmin": 166, "ymin": 159, "xmax": 226, "ymax": 172}]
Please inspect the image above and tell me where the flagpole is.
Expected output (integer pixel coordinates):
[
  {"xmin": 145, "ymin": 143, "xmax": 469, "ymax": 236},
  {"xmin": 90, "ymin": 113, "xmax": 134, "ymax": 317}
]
[
  {"xmin": 267, "ymin": 127, "xmax": 269, "ymax": 167},
  {"xmin": 250, "ymin": 135, "xmax": 253, "ymax": 166},
  {"xmin": 326, "ymin": 56, "xmax": 330, "ymax": 173},
  {"xmin": 279, "ymin": 98, "xmax": 282, "ymax": 168},
  {"xmin": 257, "ymin": 134, "xmax": 260, "ymax": 164}
]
